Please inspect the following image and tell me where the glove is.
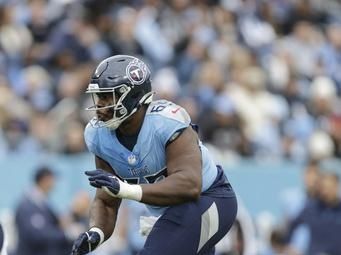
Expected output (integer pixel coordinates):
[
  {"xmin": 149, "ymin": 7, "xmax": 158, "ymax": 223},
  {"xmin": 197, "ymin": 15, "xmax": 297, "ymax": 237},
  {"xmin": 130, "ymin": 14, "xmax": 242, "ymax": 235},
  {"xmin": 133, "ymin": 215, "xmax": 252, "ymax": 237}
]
[
  {"xmin": 71, "ymin": 229, "xmax": 102, "ymax": 255},
  {"xmin": 85, "ymin": 169, "xmax": 121, "ymax": 195},
  {"xmin": 85, "ymin": 169, "xmax": 142, "ymax": 201}
]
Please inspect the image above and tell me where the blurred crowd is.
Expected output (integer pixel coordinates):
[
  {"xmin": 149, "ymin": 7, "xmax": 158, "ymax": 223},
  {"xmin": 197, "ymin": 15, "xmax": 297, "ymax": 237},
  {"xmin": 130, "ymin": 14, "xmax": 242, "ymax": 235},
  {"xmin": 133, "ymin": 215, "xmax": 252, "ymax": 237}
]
[
  {"xmin": 0, "ymin": 0, "xmax": 340, "ymax": 162},
  {"xmin": 1, "ymin": 0, "xmax": 341, "ymax": 255}
]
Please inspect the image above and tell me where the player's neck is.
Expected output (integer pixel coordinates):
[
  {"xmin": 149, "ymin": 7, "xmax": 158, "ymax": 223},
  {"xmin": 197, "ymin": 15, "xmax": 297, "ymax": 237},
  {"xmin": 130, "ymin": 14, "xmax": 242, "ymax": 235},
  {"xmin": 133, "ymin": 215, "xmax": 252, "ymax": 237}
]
[{"xmin": 118, "ymin": 105, "xmax": 147, "ymax": 136}]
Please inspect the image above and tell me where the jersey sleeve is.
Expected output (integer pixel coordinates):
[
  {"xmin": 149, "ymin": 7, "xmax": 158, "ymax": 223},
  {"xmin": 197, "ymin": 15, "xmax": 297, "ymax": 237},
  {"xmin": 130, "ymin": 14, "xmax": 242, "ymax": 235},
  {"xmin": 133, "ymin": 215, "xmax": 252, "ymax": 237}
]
[
  {"xmin": 148, "ymin": 100, "xmax": 191, "ymax": 147},
  {"xmin": 84, "ymin": 121, "xmax": 100, "ymax": 155}
]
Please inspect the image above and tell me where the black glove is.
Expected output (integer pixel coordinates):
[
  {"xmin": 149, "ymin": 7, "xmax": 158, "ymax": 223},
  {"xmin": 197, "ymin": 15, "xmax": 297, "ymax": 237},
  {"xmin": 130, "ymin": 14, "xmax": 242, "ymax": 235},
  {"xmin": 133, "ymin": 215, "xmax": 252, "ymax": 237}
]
[
  {"xmin": 71, "ymin": 230, "xmax": 102, "ymax": 255},
  {"xmin": 86, "ymin": 170, "xmax": 121, "ymax": 196},
  {"xmin": 85, "ymin": 170, "xmax": 142, "ymax": 201}
]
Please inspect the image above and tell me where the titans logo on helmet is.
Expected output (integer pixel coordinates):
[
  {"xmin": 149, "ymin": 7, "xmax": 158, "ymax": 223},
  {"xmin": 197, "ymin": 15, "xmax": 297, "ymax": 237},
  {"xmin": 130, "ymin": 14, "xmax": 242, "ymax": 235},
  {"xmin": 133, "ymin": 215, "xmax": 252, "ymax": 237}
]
[{"xmin": 126, "ymin": 58, "xmax": 150, "ymax": 86}]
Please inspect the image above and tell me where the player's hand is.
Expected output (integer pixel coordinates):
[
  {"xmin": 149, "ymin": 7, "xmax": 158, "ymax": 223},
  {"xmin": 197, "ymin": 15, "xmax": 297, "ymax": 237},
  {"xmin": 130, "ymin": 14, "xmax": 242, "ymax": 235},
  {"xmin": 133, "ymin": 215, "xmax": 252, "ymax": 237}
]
[
  {"xmin": 71, "ymin": 230, "xmax": 101, "ymax": 255},
  {"xmin": 85, "ymin": 169, "xmax": 142, "ymax": 201},
  {"xmin": 85, "ymin": 169, "xmax": 120, "ymax": 196}
]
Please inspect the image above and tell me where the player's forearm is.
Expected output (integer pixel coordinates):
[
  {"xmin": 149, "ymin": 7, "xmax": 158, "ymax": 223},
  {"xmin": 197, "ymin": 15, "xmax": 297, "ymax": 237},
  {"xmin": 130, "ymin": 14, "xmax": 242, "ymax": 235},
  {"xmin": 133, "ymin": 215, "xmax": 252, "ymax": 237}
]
[
  {"xmin": 89, "ymin": 197, "xmax": 119, "ymax": 240},
  {"xmin": 140, "ymin": 171, "xmax": 201, "ymax": 206}
]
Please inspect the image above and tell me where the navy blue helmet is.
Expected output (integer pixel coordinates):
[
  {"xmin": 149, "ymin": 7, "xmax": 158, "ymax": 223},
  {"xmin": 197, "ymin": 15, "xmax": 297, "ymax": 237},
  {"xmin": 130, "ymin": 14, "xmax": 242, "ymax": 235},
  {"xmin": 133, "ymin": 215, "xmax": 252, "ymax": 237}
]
[{"xmin": 86, "ymin": 55, "xmax": 153, "ymax": 129}]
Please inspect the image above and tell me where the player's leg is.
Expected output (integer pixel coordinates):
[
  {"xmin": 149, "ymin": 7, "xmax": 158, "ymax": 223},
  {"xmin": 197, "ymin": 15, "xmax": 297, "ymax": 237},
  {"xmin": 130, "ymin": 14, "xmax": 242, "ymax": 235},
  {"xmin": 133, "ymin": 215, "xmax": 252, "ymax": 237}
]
[
  {"xmin": 196, "ymin": 196, "xmax": 237, "ymax": 255},
  {"xmin": 139, "ymin": 195, "xmax": 237, "ymax": 255}
]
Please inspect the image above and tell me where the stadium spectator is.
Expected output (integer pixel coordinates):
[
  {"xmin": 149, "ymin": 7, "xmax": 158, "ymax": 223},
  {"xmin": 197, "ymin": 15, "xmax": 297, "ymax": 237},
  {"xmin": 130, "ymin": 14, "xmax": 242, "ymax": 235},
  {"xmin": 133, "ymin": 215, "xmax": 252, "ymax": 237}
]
[
  {"xmin": 287, "ymin": 159, "xmax": 341, "ymax": 255},
  {"xmin": 14, "ymin": 166, "xmax": 69, "ymax": 255},
  {"xmin": 280, "ymin": 161, "xmax": 321, "ymax": 255}
]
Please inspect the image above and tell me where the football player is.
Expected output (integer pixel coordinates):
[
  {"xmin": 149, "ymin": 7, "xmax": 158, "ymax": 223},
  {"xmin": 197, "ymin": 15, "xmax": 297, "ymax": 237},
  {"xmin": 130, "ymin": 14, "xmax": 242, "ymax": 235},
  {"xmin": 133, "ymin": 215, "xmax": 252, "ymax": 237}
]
[{"xmin": 71, "ymin": 55, "xmax": 237, "ymax": 255}]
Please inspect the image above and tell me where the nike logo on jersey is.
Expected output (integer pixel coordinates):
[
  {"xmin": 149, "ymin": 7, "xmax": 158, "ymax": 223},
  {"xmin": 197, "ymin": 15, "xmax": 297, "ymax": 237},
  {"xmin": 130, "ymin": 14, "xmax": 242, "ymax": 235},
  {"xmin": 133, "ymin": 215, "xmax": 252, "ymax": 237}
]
[{"xmin": 171, "ymin": 107, "xmax": 180, "ymax": 114}]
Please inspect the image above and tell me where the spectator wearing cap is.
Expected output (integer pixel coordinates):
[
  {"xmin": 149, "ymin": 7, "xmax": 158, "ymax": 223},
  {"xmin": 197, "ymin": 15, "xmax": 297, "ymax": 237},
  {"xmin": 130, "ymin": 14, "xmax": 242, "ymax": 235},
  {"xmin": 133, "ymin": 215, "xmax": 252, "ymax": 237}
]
[
  {"xmin": 229, "ymin": 66, "xmax": 288, "ymax": 158},
  {"xmin": 14, "ymin": 166, "xmax": 69, "ymax": 255}
]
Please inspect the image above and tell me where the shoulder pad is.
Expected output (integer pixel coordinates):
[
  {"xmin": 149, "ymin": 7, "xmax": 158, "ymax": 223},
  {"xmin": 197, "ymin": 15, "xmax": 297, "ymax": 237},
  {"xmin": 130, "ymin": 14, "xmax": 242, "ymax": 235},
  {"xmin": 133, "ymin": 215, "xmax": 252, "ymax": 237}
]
[{"xmin": 147, "ymin": 100, "xmax": 191, "ymax": 125}]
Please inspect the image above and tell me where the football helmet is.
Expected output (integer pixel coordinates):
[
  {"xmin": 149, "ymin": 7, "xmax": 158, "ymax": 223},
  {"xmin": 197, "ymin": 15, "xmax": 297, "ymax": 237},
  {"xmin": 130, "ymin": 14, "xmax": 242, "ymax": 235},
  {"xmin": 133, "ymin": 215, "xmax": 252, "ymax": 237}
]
[{"xmin": 86, "ymin": 55, "xmax": 154, "ymax": 129}]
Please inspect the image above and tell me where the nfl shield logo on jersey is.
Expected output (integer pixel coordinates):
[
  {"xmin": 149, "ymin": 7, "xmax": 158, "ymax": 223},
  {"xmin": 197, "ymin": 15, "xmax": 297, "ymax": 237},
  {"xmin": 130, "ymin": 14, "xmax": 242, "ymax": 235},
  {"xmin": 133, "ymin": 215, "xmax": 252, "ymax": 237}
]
[{"xmin": 127, "ymin": 153, "xmax": 139, "ymax": 166}]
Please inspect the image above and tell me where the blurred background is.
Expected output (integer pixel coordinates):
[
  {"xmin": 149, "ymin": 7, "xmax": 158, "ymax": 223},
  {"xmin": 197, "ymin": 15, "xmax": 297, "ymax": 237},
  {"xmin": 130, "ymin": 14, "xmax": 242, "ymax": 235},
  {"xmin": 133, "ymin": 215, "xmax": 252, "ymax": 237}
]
[{"xmin": 0, "ymin": 0, "xmax": 341, "ymax": 254}]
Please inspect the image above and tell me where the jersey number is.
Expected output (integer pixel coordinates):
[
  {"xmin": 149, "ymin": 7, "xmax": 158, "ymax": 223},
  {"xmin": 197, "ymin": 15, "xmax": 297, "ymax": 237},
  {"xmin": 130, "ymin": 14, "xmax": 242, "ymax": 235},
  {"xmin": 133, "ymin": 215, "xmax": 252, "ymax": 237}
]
[
  {"xmin": 150, "ymin": 105, "xmax": 166, "ymax": 113},
  {"xmin": 125, "ymin": 167, "xmax": 167, "ymax": 184}
]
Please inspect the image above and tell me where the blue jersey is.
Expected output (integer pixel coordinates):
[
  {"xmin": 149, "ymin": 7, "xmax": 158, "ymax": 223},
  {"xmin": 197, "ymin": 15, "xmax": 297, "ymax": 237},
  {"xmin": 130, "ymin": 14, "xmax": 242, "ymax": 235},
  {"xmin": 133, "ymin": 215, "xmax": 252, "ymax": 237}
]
[{"xmin": 84, "ymin": 100, "xmax": 218, "ymax": 216}]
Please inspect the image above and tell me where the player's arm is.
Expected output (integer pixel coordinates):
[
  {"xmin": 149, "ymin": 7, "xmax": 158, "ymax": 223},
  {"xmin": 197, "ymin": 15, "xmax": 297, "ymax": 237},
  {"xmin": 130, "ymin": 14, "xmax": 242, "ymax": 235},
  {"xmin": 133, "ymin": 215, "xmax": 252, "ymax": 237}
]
[
  {"xmin": 89, "ymin": 156, "xmax": 121, "ymax": 238},
  {"xmin": 140, "ymin": 126, "xmax": 202, "ymax": 205},
  {"xmin": 71, "ymin": 156, "xmax": 121, "ymax": 255}
]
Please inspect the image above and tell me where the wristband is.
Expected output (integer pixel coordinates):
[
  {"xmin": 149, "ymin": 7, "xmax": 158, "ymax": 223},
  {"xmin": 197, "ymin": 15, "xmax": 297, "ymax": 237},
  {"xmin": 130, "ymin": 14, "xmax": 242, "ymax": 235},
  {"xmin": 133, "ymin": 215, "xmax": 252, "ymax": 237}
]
[
  {"xmin": 103, "ymin": 181, "xmax": 143, "ymax": 201},
  {"xmin": 119, "ymin": 182, "xmax": 143, "ymax": 201},
  {"xmin": 89, "ymin": 227, "xmax": 105, "ymax": 245}
]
